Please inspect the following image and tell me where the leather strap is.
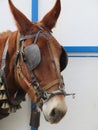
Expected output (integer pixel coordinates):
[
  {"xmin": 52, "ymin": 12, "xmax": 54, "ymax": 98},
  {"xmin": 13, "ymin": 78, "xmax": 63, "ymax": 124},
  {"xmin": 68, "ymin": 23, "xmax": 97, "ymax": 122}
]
[
  {"xmin": 42, "ymin": 79, "xmax": 60, "ymax": 91},
  {"xmin": 1, "ymin": 38, "xmax": 9, "ymax": 70}
]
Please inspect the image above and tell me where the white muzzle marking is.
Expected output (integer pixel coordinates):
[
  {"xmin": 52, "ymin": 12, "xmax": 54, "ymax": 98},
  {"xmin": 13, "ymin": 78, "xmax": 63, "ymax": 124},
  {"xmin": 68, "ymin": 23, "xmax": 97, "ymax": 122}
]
[{"xmin": 42, "ymin": 95, "xmax": 67, "ymax": 124}]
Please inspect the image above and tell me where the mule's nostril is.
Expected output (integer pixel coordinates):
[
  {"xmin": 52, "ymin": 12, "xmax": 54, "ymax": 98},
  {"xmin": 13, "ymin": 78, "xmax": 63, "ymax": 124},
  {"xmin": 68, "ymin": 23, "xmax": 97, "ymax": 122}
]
[{"xmin": 50, "ymin": 108, "xmax": 56, "ymax": 117}]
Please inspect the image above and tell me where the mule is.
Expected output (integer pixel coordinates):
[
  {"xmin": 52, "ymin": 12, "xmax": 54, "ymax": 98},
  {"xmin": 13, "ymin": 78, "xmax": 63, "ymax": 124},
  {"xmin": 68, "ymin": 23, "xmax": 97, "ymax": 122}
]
[{"xmin": 0, "ymin": 0, "xmax": 69, "ymax": 127}]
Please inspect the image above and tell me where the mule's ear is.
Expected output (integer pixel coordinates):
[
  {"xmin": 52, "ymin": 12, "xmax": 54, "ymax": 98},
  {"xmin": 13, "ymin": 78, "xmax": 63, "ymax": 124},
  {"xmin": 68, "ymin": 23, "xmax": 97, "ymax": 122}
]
[
  {"xmin": 40, "ymin": 0, "xmax": 61, "ymax": 30},
  {"xmin": 8, "ymin": 0, "xmax": 34, "ymax": 35}
]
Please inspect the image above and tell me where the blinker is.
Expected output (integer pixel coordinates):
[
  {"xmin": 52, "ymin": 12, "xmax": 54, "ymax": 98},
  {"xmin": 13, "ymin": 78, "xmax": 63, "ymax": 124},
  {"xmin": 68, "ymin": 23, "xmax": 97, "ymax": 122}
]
[
  {"xmin": 60, "ymin": 47, "xmax": 68, "ymax": 72},
  {"xmin": 23, "ymin": 43, "xmax": 41, "ymax": 70}
]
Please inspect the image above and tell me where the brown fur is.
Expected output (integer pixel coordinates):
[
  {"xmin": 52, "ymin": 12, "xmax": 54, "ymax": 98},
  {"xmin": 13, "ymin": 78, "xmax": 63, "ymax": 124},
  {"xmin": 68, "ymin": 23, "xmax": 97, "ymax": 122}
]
[
  {"xmin": 0, "ymin": 0, "xmax": 64, "ymax": 103},
  {"xmin": 40, "ymin": 0, "xmax": 61, "ymax": 31}
]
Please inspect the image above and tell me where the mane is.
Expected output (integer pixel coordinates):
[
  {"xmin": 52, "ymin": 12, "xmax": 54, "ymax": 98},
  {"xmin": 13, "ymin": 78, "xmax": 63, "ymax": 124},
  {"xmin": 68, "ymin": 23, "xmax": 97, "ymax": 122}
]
[{"xmin": 0, "ymin": 30, "xmax": 14, "ymax": 63}]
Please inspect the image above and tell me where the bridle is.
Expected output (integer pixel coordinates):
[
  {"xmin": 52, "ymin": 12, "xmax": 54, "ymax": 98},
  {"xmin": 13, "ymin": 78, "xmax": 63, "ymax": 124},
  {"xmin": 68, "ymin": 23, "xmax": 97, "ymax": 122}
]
[{"xmin": 14, "ymin": 28, "xmax": 75, "ymax": 107}]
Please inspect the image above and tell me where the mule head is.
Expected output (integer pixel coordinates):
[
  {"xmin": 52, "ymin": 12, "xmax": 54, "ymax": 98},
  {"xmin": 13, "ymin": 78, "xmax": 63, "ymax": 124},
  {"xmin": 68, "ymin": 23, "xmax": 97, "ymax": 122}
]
[{"xmin": 8, "ymin": 0, "xmax": 68, "ymax": 124}]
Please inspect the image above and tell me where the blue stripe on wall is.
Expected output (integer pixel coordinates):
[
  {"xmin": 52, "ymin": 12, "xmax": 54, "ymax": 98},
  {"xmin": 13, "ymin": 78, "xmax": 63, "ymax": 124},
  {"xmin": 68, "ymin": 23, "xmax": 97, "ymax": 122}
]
[
  {"xmin": 32, "ymin": 0, "xmax": 38, "ymax": 22},
  {"xmin": 31, "ymin": 0, "xmax": 38, "ymax": 130},
  {"xmin": 64, "ymin": 46, "xmax": 98, "ymax": 58},
  {"xmin": 64, "ymin": 46, "xmax": 98, "ymax": 53},
  {"xmin": 64, "ymin": 46, "xmax": 98, "ymax": 57}
]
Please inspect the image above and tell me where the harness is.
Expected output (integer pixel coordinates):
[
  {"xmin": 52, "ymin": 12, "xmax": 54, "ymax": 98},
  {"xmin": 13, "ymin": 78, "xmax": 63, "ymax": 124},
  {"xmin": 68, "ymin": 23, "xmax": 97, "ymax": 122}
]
[
  {"xmin": 0, "ymin": 28, "xmax": 75, "ymax": 126},
  {"xmin": 0, "ymin": 37, "xmax": 22, "ymax": 119},
  {"xmin": 15, "ymin": 30, "xmax": 68, "ymax": 106}
]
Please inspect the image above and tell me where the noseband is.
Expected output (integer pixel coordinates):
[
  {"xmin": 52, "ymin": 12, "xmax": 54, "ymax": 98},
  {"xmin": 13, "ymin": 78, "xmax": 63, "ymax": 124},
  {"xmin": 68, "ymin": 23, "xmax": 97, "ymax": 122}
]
[{"xmin": 15, "ymin": 29, "xmax": 75, "ymax": 107}]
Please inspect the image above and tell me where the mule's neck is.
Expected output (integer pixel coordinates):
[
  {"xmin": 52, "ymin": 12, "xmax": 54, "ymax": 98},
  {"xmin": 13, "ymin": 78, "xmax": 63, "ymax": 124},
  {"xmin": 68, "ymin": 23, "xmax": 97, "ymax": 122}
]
[{"xmin": 3, "ymin": 31, "xmax": 22, "ymax": 99}]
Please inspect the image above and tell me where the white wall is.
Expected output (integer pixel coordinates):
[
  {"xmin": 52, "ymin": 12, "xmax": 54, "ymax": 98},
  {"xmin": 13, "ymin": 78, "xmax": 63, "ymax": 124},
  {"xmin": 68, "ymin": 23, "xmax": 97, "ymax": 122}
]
[
  {"xmin": 39, "ymin": 0, "xmax": 98, "ymax": 130},
  {"xmin": 39, "ymin": 0, "xmax": 98, "ymax": 46},
  {"xmin": 0, "ymin": 0, "xmax": 32, "ymax": 31},
  {"xmin": 0, "ymin": 1, "xmax": 32, "ymax": 130}
]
